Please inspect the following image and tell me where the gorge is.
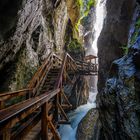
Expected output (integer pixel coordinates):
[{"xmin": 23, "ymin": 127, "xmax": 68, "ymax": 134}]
[{"xmin": 0, "ymin": 0, "xmax": 140, "ymax": 140}]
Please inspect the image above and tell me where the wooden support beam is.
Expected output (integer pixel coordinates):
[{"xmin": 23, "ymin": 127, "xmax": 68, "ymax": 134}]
[
  {"xmin": 0, "ymin": 101, "xmax": 4, "ymax": 110},
  {"xmin": 61, "ymin": 104, "xmax": 72, "ymax": 109},
  {"xmin": 41, "ymin": 102, "xmax": 49, "ymax": 140},
  {"xmin": 61, "ymin": 91, "xmax": 72, "ymax": 107},
  {"xmin": 2, "ymin": 124, "xmax": 11, "ymax": 140},
  {"xmin": 11, "ymin": 112, "xmax": 41, "ymax": 140},
  {"xmin": 3, "ymin": 130, "xmax": 11, "ymax": 140},
  {"xmin": 54, "ymin": 94, "xmax": 59, "ymax": 122},
  {"xmin": 48, "ymin": 119, "xmax": 60, "ymax": 140},
  {"xmin": 58, "ymin": 103, "xmax": 69, "ymax": 121}
]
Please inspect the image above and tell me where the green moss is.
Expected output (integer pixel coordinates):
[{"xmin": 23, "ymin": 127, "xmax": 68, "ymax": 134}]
[
  {"xmin": 75, "ymin": 0, "xmax": 96, "ymax": 31},
  {"xmin": 120, "ymin": 45, "xmax": 128, "ymax": 55},
  {"xmin": 130, "ymin": 18, "xmax": 140, "ymax": 46},
  {"xmin": 67, "ymin": 38, "xmax": 83, "ymax": 53},
  {"xmin": 10, "ymin": 47, "xmax": 38, "ymax": 90},
  {"xmin": 72, "ymin": 0, "xmax": 96, "ymax": 44},
  {"xmin": 66, "ymin": 38, "xmax": 84, "ymax": 60},
  {"xmin": 122, "ymin": 17, "xmax": 140, "ymax": 54}
]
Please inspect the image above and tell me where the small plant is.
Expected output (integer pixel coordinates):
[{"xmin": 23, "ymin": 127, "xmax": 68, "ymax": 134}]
[
  {"xmin": 75, "ymin": 0, "xmax": 96, "ymax": 32},
  {"xmin": 120, "ymin": 45, "xmax": 128, "ymax": 55},
  {"xmin": 67, "ymin": 39, "xmax": 83, "ymax": 53},
  {"xmin": 130, "ymin": 18, "xmax": 140, "ymax": 46}
]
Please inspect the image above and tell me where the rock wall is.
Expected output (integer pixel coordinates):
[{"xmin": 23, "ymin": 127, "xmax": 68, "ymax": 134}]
[
  {"xmin": 0, "ymin": 0, "xmax": 92, "ymax": 106},
  {"xmin": 98, "ymin": 0, "xmax": 136, "ymax": 92},
  {"xmin": 69, "ymin": 76, "xmax": 89, "ymax": 108},
  {"xmin": 97, "ymin": 0, "xmax": 140, "ymax": 140},
  {"xmin": 0, "ymin": 0, "xmax": 69, "ymax": 91},
  {"xmin": 76, "ymin": 109, "xmax": 101, "ymax": 140}
]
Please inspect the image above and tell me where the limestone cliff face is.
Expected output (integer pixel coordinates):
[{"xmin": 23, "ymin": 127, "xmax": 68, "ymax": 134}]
[
  {"xmin": 98, "ymin": 0, "xmax": 136, "ymax": 92},
  {"xmin": 0, "ymin": 0, "xmax": 68, "ymax": 91},
  {"xmin": 97, "ymin": 0, "xmax": 140, "ymax": 140},
  {"xmin": 0, "ymin": 0, "xmax": 91, "ymax": 106}
]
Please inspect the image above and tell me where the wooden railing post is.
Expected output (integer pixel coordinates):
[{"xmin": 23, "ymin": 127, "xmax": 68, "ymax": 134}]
[
  {"xmin": 54, "ymin": 94, "xmax": 59, "ymax": 122},
  {"xmin": 2, "ymin": 124, "xmax": 11, "ymax": 140},
  {"xmin": 41, "ymin": 102, "xmax": 49, "ymax": 140},
  {"xmin": 0, "ymin": 101, "xmax": 4, "ymax": 110}
]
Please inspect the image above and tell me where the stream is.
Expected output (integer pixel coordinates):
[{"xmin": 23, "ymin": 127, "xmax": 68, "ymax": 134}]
[
  {"xmin": 59, "ymin": 91, "xmax": 97, "ymax": 140},
  {"xmin": 59, "ymin": 75, "xmax": 98, "ymax": 140}
]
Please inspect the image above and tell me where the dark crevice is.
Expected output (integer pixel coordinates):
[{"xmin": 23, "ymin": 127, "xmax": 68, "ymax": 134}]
[{"xmin": 0, "ymin": 0, "xmax": 23, "ymax": 40}]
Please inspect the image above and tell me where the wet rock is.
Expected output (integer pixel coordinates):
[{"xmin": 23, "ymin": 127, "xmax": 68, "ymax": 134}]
[
  {"xmin": 67, "ymin": 76, "xmax": 89, "ymax": 108},
  {"xmin": 76, "ymin": 109, "xmax": 101, "ymax": 140},
  {"xmin": 84, "ymin": 7, "xmax": 95, "ymax": 51},
  {"xmin": 98, "ymin": 0, "xmax": 136, "ymax": 92},
  {"xmin": 97, "ymin": 6, "xmax": 140, "ymax": 139}
]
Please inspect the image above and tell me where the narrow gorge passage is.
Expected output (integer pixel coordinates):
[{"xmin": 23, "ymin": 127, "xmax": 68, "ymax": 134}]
[
  {"xmin": 0, "ymin": 0, "xmax": 140, "ymax": 140},
  {"xmin": 59, "ymin": 0, "xmax": 106, "ymax": 139}
]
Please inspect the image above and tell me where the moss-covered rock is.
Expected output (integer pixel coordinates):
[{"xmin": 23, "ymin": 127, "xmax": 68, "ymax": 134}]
[
  {"xmin": 66, "ymin": 0, "xmax": 95, "ymax": 44},
  {"xmin": 9, "ymin": 47, "xmax": 38, "ymax": 91},
  {"xmin": 67, "ymin": 38, "xmax": 84, "ymax": 59}
]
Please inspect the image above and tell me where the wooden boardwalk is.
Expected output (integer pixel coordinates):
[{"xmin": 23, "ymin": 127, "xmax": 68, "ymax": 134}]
[{"xmin": 0, "ymin": 52, "xmax": 98, "ymax": 140}]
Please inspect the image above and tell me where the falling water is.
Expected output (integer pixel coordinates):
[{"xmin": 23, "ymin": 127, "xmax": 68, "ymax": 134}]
[
  {"xmin": 59, "ymin": 0, "xmax": 107, "ymax": 139},
  {"xmin": 86, "ymin": 0, "xmax": 107, "ymax": 56}
]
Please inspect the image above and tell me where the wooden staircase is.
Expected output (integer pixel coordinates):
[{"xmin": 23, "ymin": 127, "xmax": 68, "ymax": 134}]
[
  {"xmin": 0, "ymin": 52, "xmax": 98, "ymax": 140},
  {"xmin": 40, "ymin": 68, "xmax": 60, "ymax": 94}
]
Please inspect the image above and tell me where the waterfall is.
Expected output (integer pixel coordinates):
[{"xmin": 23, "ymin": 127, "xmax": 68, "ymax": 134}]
[
  {"xmin": 86, "ymin": 0, "xmax": 107, "ymax": 56},
  {"xmin": 88, "ymin": 0, "xmax": 107, "ymax": 100},
  {"xmin": 59, "ymin": 0, "xmax": 107, "ymax": 139}
]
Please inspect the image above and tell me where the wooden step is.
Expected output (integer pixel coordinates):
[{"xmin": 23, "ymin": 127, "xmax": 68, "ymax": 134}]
[
  {"xmin": 47, "ymin": 75, "xmax": 58, "ymax": 79},
  {"xmin": 42, "ymin": 85, "xmax": 54, "ymax": 89},
  {"xmin": 41, "ymin": 88, "xmax": 53, "ymax": 93},
  {"xmin": 43, "ymin": 80, "xmax": 56, "ymax": 84}
]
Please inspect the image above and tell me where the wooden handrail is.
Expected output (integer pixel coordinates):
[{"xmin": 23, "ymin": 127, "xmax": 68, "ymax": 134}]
[
  {"xmin": 28, "ymin": 52, "xmax": 53, "ymax": 89},
  {"xmin": 55, "ymin": 53, "xmax": 67, "ymax": 89},
  {"xmin": 0, "ymin": 89, "xmax": 32, "ymax": 99},
  {"xmin": 0, "ymin": 89, "xmax": 33, "ymax": 110},
  {"xmin": 0, "ymin": 89, "xmax": 60, "ymax": 127}
]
